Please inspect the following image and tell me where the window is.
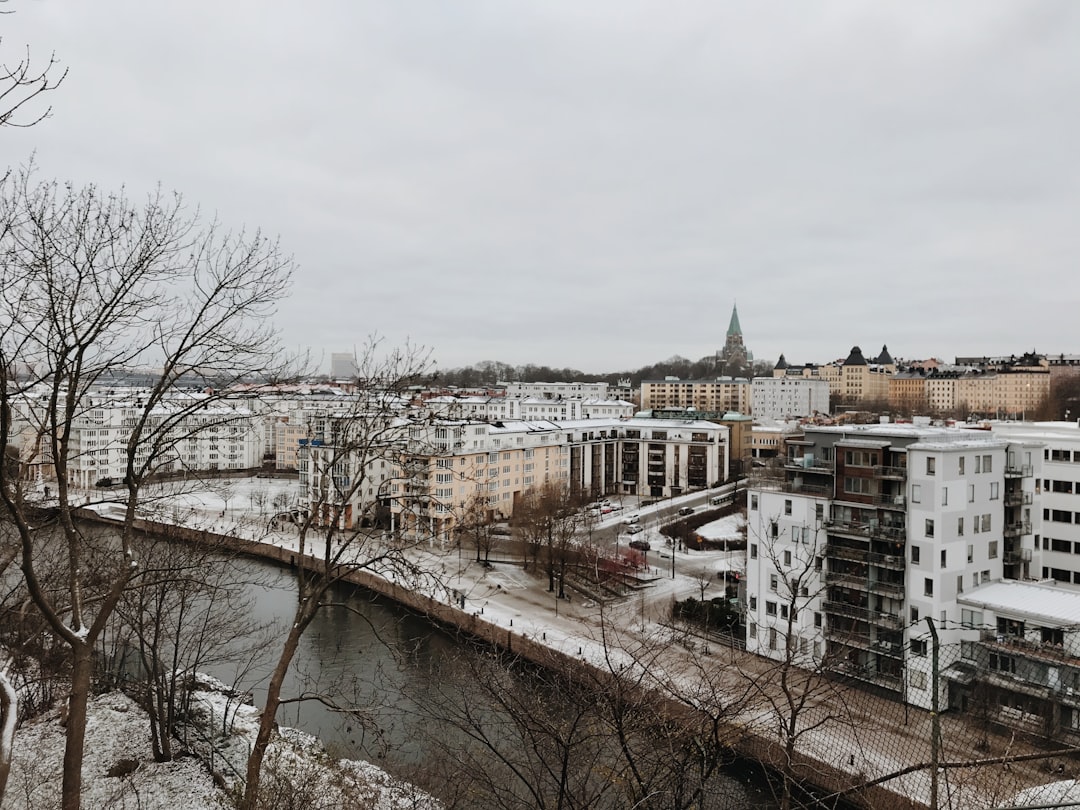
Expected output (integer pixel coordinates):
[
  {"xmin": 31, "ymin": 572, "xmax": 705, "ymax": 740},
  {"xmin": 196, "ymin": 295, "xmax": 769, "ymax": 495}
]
[
  {"xmin": 780, "ymin": 604, "xmax": 789, "ymax": 619},
  {"xmin": 911, "ymin": 639, "xmax": 927, "ymax": 656},
  {"xmin": 749, "ymin": 621, "xmax": 756, "ymax": 639},
  {"xmin": 911, "ymin": 484, "xmax": 921, "ymax": 503},
  {"xmin": 958, "ymin": 517, "xmax": 964, "ymax": 536},
  {"xmin": 816, "ymin": 503, "xmax": 824, "ymax": 522},
  {"xmin": 959, "ymin": 456, "xmax": 965, "ymax": 475},
  {"xmin": 941, "ymin": 487, "xmax": 948, "ymax": 506},
  {"xmin": 911, "ymin": 545, "xmax": 921, "ymax": 565},
  {"xmin": 990, "ymin": 482, "xmax": 999, "ymax": 500},
  {"xmin": 844, "ymin": 477, "xmax": 871, "ymax": 495},
  {"xmin": 783, "ymin": 550, "xmax": 791, "ymax": 566},
  {"xmin": 967, "ymin": 544, "xmax": 973, "ymax": 563},
  {"xmin": 926, "ymin": 457, "xmax": 936, "ymax": 475},
  {"xmin": 769, "ymin": 574, "xmax": 778, "ymax": 592},
  {"xmin": 989, "ymin": 540, "xmax": 998, "ymax": 559},
  {"xmin": 784, "ymin": 499, "xmax": 792, "ymax": 516},
  {"xmin": 982, "ymin": 454, "xmax": 992, "ymax": 473},
  {"xmin": 765, "ymin": 601, "xmax": 777, "ymax": 616},
  {"xmin": 975, "ymin": 455, "xmax": 981, "ymax": 474},
  {"xmin": 770, "ymin": 521, "xmax": 778, "ymax": 540},
  {"xmin": 814, "ymin": 612, "xmax": 822, "ymax": 627},
  {"xmin": 910, "ymin": 606, "xmax": 920, "ymax": 622},
  {"xmin": 982, "ymin": 514, "xmax": 991, "ymax": 532},
  {"xmin": 750, "ymin": 543, "xmax": 758, "ymax": 559},
  {"xmin": 924, "ymin": 578, "xmax": 934, "ymax": 597},
  {"xmin": 751, "ymin": 494, "xmax": 758, "ymax": 510},
  {"xmin": 957, "ymin": 575, "xmax": 964, "ymax": 594},
  {"xmin": 961, "ymin": 608, "xmax": 983, "ymax": 628},
  {"xmin": 910, "ymin": 670, "xmax": 928, "ymax": 690},
  {"xmin": 749, "ymin": 596, "xmax": 757, "ymax": 610},
  {"xmin": 961, "ymin": 640, "xmax": 976, "ymax": 660},
  {"xmin": 769, "ymin": 627, "xmax": 778, "ymax": 650},
  {"xmin": 968, "ymin": 484, "xmax": 975, "ymax": 503},
  {"xmin": 940, "ymin": 548, "xmax": 946, "ymax": 567},
  {"xmin": 926, "ymin": 519, "xmax": 935, "ymax": 538}
]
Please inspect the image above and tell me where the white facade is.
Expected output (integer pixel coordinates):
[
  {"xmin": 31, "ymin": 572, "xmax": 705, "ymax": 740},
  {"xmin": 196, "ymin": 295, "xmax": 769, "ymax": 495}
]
[
  {"xmin": 498, "ymin": 380, "xmax": 611, "ymax": 399},
  {"xmin": 745, "ymin": 423, "xmax": 1038, "ymax": 709},
  {"xmin": 751, "ymin": 377, "xmax": 830, "ymax": 420}
]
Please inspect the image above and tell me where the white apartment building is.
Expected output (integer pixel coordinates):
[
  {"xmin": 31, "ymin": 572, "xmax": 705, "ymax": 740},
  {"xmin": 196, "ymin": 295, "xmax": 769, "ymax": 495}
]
[
  {"xmin": 953, "ymin": 579, "xmax": 1080, "ymax": 742},
  {"xmin": 990, "ymin": 421, "xmax": 1080, "ymax": 586},
  {"xmin": 498, "ymin": 381, "xmax": 612, "ymax": 399},
  {"xmin": 745, "ymin": 422, "xmax": 1039, "ymax": 710},
  {"xmin": 59, "ymin": 389, "xmax": 261, "ymax": 488},
  {"xmin": 750, "ymin": 377, "xmax": 830, "ymax": 420},
  {"xmin": 298, "ymin": 415, "xmax": 728, "ymax": 536},
  {"xmin": 423, "ymin": 396, "xmax": 634, "ymax": 422}
]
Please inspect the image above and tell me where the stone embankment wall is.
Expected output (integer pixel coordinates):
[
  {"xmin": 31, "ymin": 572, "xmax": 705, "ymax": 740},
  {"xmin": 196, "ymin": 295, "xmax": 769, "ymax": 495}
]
[{"xmin": 82, "ymin": 510, "xmax": 923, "ymax": 810}]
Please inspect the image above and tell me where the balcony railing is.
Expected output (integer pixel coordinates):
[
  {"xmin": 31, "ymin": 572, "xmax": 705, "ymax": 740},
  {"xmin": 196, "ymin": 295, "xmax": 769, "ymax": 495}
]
[
  {"xmin": 825, "ymin": 543, "xmax": 906, "ymax": 570},
  {"xmin": 784, "ymin": 457, "xmax": 836, "ymax": 473},
  {"xmin": 873, "ymin": 465, "xmax": 908, "ymax": 479},
  {"xmin": 1004, "ymin": 490, "xmax": 1033, "ymax": 506},
  {"xmin": 1004, "ymin": 548, "xmax": 1033, "ymax": 565},
  {"xmin": 1004, "ymin": 522, "xmax": 1032, "ymax": 539},
  {"xmin": 823, "ymin": 600, "xmax": 903, "ymax": 630},
  {"xmin": 1004, "ymin": 464, "xmax": 1034, "ymax": 478},
  {"xmin": 873, "ymin": 492, "xmax": 907, "ymax": 510},
  {"xmin": 824, "ymin": 518, "xmax": 906, "ymax": 543},
  {"xmin": 749, "ymin": 478, "xmax": 833, "ymax": 498}
]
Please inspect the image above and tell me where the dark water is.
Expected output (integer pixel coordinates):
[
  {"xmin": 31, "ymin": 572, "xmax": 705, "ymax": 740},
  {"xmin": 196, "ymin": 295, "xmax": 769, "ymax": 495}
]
[{"xmin": 206, "ymin": 557, "xmax": 779, "ymax": 808}]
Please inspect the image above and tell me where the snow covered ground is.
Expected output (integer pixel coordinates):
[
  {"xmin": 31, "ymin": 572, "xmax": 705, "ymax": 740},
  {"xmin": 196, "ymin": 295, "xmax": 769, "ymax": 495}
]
[{"xmin": 6, "ymin": 677, "xmax": 441, "ymax": 810}]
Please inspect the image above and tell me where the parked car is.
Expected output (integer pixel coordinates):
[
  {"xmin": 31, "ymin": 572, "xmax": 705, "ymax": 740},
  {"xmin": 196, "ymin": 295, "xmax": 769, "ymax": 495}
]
[
  {"xmin": 601, "ymin": 506, "xmax": 614, "ymax": 514},
  {"xmin": 626, "ymin": 525, "xmax": 644, "ymax": 535},
  {"xmin": 624, "ymin": 514, "xmax": 640, "ymax": 525},
  {"xmin": 678, "ymin": 506, "xmax": 695, "ymax": 516},
  {"xmin": 629, "ymin": 539, "xmax": 650, "ymax": 551},
  {"xmin": 608, "ymin": 504, "xmax": 622, "ymax": 512}
]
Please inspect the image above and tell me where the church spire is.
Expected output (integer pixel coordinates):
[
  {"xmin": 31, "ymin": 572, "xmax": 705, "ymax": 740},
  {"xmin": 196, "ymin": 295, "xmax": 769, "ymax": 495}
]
[{"xmin": 726, "ymin": 302, "xmax": 742, "ymax": 338}]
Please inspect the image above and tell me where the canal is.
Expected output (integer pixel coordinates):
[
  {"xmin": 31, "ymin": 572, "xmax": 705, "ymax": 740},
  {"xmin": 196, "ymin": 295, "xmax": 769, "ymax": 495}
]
[{"xmin": 206, "ymin": 554, "xmax": 781, "ymax": 808}]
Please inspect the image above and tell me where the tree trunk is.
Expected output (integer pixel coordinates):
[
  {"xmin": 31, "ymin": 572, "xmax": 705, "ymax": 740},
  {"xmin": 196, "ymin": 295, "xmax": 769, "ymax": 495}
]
[
  {"xmin": 240, "ymin": 616, "xmax": 306, "ymax": 810},
  {"xmin": 0, "ymin": 666, "xmax": 17, "ymax": 804},
  {"xmin": 62, "ymin": 644, "xmax": 92, "ymax": 810}
]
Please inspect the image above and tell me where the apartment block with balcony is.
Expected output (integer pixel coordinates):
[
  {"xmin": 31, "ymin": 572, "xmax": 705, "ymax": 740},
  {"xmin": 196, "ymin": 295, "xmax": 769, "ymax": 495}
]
[
  {"xmin": 746, "ymin": 422, "xmax": 1032, "ymax": 708},
  {"xmin": 639, "ymin": 377, "xmax": 750, "ymax": 415},
  {"xmin": 991, "ymin": 421, "xmax": 1080, "ymax": 586},
  {"xmin": 953, "ymin": 580, "xmax": 1080, "ymax": 743},
  {"xmin": 750, "ymin": 377, "xmax": 830, "ymax": 420}
]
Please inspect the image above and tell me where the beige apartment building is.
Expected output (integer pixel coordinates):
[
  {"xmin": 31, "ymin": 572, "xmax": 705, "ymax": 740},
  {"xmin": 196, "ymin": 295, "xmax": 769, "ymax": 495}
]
[{"xmin": 640, "ymin": 377, "xmax": 750, "ymax": 414}]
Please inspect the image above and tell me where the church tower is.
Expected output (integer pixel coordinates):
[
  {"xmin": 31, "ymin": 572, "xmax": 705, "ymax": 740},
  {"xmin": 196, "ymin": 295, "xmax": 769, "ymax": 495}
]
[{"xmin": 718, "ymin": 303, "xmax": 750, "ymax": 374}]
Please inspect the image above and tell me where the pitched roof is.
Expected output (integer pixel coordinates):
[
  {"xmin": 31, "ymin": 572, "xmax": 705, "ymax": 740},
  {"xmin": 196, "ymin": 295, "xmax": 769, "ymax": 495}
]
[{"xmin": 726, "ymin": 303, "xmax": 741, "ymax": 337}]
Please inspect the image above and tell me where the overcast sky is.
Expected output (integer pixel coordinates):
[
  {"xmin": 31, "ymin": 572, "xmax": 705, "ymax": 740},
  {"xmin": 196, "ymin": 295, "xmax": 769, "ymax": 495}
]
[{"xmin": 5, "ymin": 2, "xmax": 1079, "ymax": 374}]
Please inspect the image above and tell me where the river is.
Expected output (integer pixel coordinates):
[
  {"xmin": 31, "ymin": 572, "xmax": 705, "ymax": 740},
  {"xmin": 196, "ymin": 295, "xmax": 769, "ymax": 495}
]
[{"xmin": 198, "ymin": 554, "xmax": 778, "ymax": 808}]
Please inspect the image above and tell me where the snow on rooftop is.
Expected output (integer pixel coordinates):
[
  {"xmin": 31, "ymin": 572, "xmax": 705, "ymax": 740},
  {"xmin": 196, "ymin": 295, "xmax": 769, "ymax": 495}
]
[{"xmin": 959, "ymin": 580, "xmax": 1080, "ymax": 626}]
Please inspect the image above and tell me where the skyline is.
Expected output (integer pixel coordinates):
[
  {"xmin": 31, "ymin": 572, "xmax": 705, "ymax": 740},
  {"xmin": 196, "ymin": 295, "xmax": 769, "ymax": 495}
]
[{"xmin": 5, "ymin": 2, "xmax": 1079, "ymax": 372}]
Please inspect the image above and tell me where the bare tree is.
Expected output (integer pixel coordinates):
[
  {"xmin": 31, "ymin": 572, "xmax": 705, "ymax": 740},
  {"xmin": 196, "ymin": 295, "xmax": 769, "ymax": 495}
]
[
  {"xmin": 742, "ymin": 524, "xmax": 868, "ymax": 810},
  {"xmin": 0, "ymin": 166, "xmax": 292, "ymax": 809},
  {"xmin": 455, "ymin": 490, "xmax": 500, "ymax": 565},
  {"xmin": 515, "ymin": 481, "xmax": 582, "ymax": 598},
  {"xmin": 0, "ymin": 1, "xmax": 67, "ymax": 129},
  {"xmin": 237, "ymin": 340, "xmax": 444, "ymax": 810}
]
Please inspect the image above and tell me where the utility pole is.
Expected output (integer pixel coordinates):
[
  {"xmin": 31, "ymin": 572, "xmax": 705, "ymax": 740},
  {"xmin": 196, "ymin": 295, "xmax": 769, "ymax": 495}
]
[{"xmin": 927, "ymin": 616, "xmax": 941, "ymax": 810}]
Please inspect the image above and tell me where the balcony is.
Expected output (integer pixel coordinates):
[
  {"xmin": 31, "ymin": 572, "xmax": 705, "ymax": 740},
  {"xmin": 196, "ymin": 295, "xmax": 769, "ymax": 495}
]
[
  {"xmin": 825, "ymin": 543, "xmax": 906, "ymax": 570},
  {"xmin": 1004, "ymin": 464, "xmax": 1034, "ymax": 478},
  {"xmin": 1004, "ymin": 547, "xmax": 1033, "ymax": 565},
  {"xmin": 784, "ymin": 457, "xmax": 835, "ymax": 474},
  {"xmin": 823, "ymin": 600, "xmax": 904, "ymax": 630},
  {"xmin": 873, "ymin": 492, "xmax": 907, "ymax": 510},
  {"xmin": 749, "ymin": 477, "xmax": 832, "ymax": 498},
  {"xmin": 824, "ymin": 518, "xmax": 906, "ymax": 543},
  {"xmin": 1004, "ymin": 521, "xmax": 1032, "ymax": 539},
  {"xmin": 873, "ymin": 465, "xmax": 908, "ymax": 480},
  {"xmin": 997, "ymin": 488, "xmax": 1032, "ymax": 507}
]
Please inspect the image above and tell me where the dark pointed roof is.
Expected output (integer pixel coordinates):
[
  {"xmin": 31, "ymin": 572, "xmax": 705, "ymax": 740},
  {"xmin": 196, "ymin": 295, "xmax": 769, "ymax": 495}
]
[
  {"xmin": 726, "ymin": 303, "xmax": 741, "ymax": 338},
  {"xmin": 876, "ymin": 344, "xmax": 894, "ymax": 365},
  {"xmin": 844, "ymin": 346, "xmax": 868, "ymax": 366},
  {"xmin": 775, "ymin": 353, "xmax": 788, "ymax": 370}
]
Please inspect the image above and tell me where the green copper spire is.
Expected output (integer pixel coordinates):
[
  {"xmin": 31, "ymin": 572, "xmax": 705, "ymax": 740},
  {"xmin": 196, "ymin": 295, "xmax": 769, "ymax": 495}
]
[{"xmin": 726, "ymin": 303, "xmax": 742, "ymax": 337}]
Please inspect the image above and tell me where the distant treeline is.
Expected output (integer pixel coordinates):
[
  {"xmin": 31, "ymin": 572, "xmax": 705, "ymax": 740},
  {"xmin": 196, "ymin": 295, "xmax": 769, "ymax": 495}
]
[{"xmin": 433, "ymin": 355, "xmax": 768, "ymax": 389}]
